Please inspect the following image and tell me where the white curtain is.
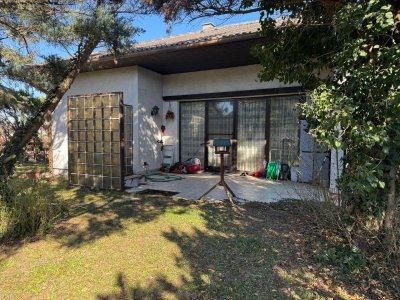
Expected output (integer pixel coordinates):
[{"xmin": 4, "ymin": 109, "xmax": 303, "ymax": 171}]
[{"xmin": 237, "ymin": 99, "xmax": 267, "ymax": 171}]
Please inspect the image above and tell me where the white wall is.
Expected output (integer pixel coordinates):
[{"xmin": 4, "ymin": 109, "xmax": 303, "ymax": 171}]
[
  {"xmin": 161, "ymin": 101, "xmax": 179, "ymax": 162},
  {"xmin": 137, "ymin": 67, "xmax": 164, "ymax": 171},
  {"xmin": 163, "ymin": 64, "xmax": 298, "ymax": 97},
  {"xmin": 52, "ymin": 66, "xmax": 139, "ymax": 174}
]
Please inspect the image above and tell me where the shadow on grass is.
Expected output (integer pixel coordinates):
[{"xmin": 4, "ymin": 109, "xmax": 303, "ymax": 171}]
[
  {"xmin": 53, "ymin": 194, "xmax": 192, "ymax": 248},
  {"xmin": 95, "ymin": 201, "xmax": 347, "ymax": 299}
]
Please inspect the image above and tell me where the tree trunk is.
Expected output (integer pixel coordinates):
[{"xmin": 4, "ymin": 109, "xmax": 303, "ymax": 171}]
[
  {"xmin": 384, "ymin": 164, "xmax": 398, "ymax": 251},
  {"xmin": 0, "ymin": 36, "xmax": 100, "ymax": 177},
  {"xmin": 46, "ymin": 115, "xmax": 53, "ymax": 177}
]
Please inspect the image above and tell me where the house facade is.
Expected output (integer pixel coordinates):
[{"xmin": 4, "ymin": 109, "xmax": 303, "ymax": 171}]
[{"xmin": 52, "ymin": 21, "xmax": 339, "ymax": 191}]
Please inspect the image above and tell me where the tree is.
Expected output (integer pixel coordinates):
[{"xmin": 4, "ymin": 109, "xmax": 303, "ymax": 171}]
[
  {"xmin": 0, "ymin": 0, "xmax": 144, "ymax": 181},
  {"xmin": 151, "ymin": 0, "xmax": 400, "ymax": 251}
]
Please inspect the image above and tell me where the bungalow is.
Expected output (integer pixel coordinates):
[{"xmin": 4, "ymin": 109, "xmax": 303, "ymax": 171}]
[{"xmin": 52, "ymin": 21, "xmax": 340, "ymax": 191}]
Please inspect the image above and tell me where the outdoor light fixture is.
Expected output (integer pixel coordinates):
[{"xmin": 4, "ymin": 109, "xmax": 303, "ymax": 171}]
[{"xmin": 151, "ymin": 105, "xmax": 159, "ymax": 116}]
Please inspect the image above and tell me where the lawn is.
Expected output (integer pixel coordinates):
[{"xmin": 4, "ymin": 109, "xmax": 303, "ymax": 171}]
[{"xmin": 0, "ymin": 178, "xmax": 397, "ymax": 299}]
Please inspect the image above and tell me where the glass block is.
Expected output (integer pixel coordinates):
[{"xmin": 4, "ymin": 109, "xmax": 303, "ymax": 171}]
[
  {"xmin": 69, "ymin": 154, "xmax": 77, "ymax": 165},
  {"xmin": 70, "ymin": 174, "xmax": 78, "ymax": 184},
  {"xmin": 70, "ymin": 163, "xmax": 77, "ymax": 173},
  {"xmin": 77, "ymin": 99, "xmax": 84, "ymax": 109},
  {"xmin": 70, "ymin": 120, "xmax": 79, "ymax": 130},
  {"xmin": 93, "ymin": 176, "xmax": 102, "ymax": 189},
  {"xmin": 103, "ymin": 132, "xmax": 111, "ymax": 142},
  {"xmin": 77, "ymin": 109, "xmax": 84, "ymax": 119},
  {"xmin": 84, "ymin": 108, "xmax": 93, "ymax": 119},
  {"xmin": 94, "ymin": 119, "xmax": 102, "ymax": 130},
  {"xmin": 103, "ymin": 108, "xmax": 111, "ymax": 119},
  {"xmin": 112, "ymin": 132, "xmax": 120, "ymax": 142},
  {"xmin": 78, "ymin": 142, "xmax": 86, "ymax": 152},
  {"xmin": 111, "ymin": 119, "xmax": 119, "ymax": 130},
  {"xmin": 102, "ymin": 95, "xmax": 109, "ymax": 107},
  {"xmin": 87, "ymin": 131, "xmax": 94, "ymax": 142},
  {"xmin": 94, "ymin": 165, "xmax": 102, "ymax": 175},
  {"xmin": 111, "ymin": 108, "xmax": 120, "ymax": 118},
  {"xmin": 77, "ymin": 164, "xmax": 85, "ymax": 174},
  {"xmin": 102, "ymin": 120, "xmax": 110, "ymax": 130},
  {"xmin": 70, "ymin": 109, "xmax": 78, "ymax": 120},
  {"xmin": 95, "ymin": 131, "xmax": 102, "ymax": 141},
  {"xmin": 78, "ymin": 131, "xmax": 85, "ymax": 142},
  {"xmin": 69, "ymin": 142, "xmax": 78, "ymax": 152},
  {"xmin": 86, "ymin": 153, "xmax": 94, "ymax": 164},
  {"xmin": 69, "ymin": 97, "xmax": 77, "ymax": 108},
  {"xmin": 103, "ymin": 154, "xmax": 111, "ymax": 165},
  {"xmin": 79, "ymin": 120, "xmax": 86, "ymax": 130},
  {"xmin": 93, "ymin": 96, "xmax": 102, "ymax": 108},
  {"xmin": 85, "ymin": 96, "xmax": 93, "ymax": 108},
  {"xmin": 85, "ymin": 164, "xmax": 93, "ymax": 175},
  {"xmin": 86, "ymin": 120, "xmax": 94, "ymax": 130},
  {"xmin": 112, "ymin": 142, "xmax": 120, "ymax": 154},
  {"xmin": 111, "ymin": 166, "xmax": 120, "ymax": 177},
  {"xmin": 112, "ymin": 154, "xmax": 120, "ymax": 165},
  {"xmin": 78, "ymin": 153, "xmax": 86, "ymax": 164},
  {"xmin": 110, "ymin": 94, "xmax": 120, "ymax": 106},
  {"xmin": 112, "ymin": 177, "xmax": 121, "ymax": 189},
  {"xmin": 94, "ymin": 142, "xmax": 103, "ymax": 152},
  {"xmin": 94, "ymin": 108, "xmax": 102, "ymax": 119},
  {"xmin": 85, "ymin": 175, "xmax": 94, "ymax": 187},
  {"xmin": 78, "ymin": 175, "xmax": 85, "ymax": 185},
  {"xmin": 103, "ymin": 177, "xmax": 111, "ymax": 189},
  {"xmin": 94, "ymin": 153, "xmax": 102, "ymax": 164},
  {"xmin": 87, "ymin": 142, "xmax": 94, "ymax": 152},
  {"xmin": 104, "ymin": 143, "xmax": 111, "ymax": 153},
  {"xmin": 103, "ymin": 166, "xmax": 111, "ymax": 176}
]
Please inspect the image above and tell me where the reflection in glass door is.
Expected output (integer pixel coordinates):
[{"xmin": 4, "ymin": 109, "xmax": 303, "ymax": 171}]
[{"xmin": 207, "ymin": 101, "xmax": 234, "ymax": 170}]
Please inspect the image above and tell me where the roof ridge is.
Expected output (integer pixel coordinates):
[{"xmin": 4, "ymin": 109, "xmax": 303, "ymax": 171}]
[
  {"xmin": 136, "ymin": 20, "xmax": 260, "ymax": 45},
  {"xmin": 92, "ymin": 20, "xmax": 260, "ymax": 58}
]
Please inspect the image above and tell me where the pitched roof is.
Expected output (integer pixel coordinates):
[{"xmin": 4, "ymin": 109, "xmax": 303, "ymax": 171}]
[{"xmin": 93, "ymin": 20, "xmax": 261, "ymax": 59}]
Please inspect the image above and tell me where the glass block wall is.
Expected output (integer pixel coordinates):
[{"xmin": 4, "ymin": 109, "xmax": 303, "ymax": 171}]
[
  {"xmin": 68, "ymin": 93, "xmax": 123, "ymax": 189},
  {"xmin": 124, "ymin": 105, "xmax": 133, "ymax": 176}
]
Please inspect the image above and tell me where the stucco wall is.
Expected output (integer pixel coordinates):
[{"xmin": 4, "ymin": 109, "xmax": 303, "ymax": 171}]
[
  {"xmin": 162, "ymin": 64, "xmax": 298, "ymax": 97},
  {"xmin": 52, "ymin": 66, "xmax": 139, "ymax": 175},
  {"xmin": 137, "ymin": 67, "xmax": 164, "ymax": 171}
]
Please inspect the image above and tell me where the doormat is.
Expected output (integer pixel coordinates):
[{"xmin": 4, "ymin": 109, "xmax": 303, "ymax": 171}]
[{"xmin": 135, "ymin": 189, "xmax": 179, "ymax": 196}]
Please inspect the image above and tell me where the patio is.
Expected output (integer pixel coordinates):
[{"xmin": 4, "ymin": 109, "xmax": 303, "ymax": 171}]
[{"xmin": 126, "ymin": 172, "xmax": 327, "ymax": 203}]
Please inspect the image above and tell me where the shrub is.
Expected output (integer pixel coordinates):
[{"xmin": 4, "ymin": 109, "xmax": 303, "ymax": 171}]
[{"xmin": 0, "ymin": 178, "xmax": 69, "ymax": 241}]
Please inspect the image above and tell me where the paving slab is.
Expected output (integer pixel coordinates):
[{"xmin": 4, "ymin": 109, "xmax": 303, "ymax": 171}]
[{"xmin": 126, "ymin": 173, "xmax": 327, "ymax": 203}]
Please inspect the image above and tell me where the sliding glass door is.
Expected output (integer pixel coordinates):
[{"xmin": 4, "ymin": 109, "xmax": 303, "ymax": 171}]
[
  {"xmin": 179, "ymin": 95, "xmax": 300, "ymax": 172},
  {"xmin": 180, "ymin": 102, "xmax": 206, "ymax": 162},
  {"xmin": 207, "ymin": 101, "xmax": 234, "ymax": 170},
  {"xmin": 237, "ymin": 99, "xmax": 266, "ymax": 172}
]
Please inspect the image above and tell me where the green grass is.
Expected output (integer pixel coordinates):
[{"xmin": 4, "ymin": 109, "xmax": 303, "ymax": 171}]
[{"xmin": 0, "ymin": 179, "xmax": 396, "ymax": 299}]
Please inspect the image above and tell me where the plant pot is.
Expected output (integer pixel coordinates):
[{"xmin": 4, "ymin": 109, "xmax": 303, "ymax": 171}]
[{"xmin": 26, "ymin": 171, "xmax": 41, "ymax": 180}]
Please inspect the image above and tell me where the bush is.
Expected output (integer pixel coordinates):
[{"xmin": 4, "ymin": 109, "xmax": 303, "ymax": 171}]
[{"xmin": 0, "ymin": 178, "xmax": 69, "ymax": 241}]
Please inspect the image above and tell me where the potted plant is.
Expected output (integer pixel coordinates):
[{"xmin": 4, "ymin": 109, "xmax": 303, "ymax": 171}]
[
  {"xmin": 26, "ymin": 166, "xmax": 41, "ymax": 180},
  {"xmin": 165, "ymin": 109, "xmax": 175, "ymax": 120}
]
